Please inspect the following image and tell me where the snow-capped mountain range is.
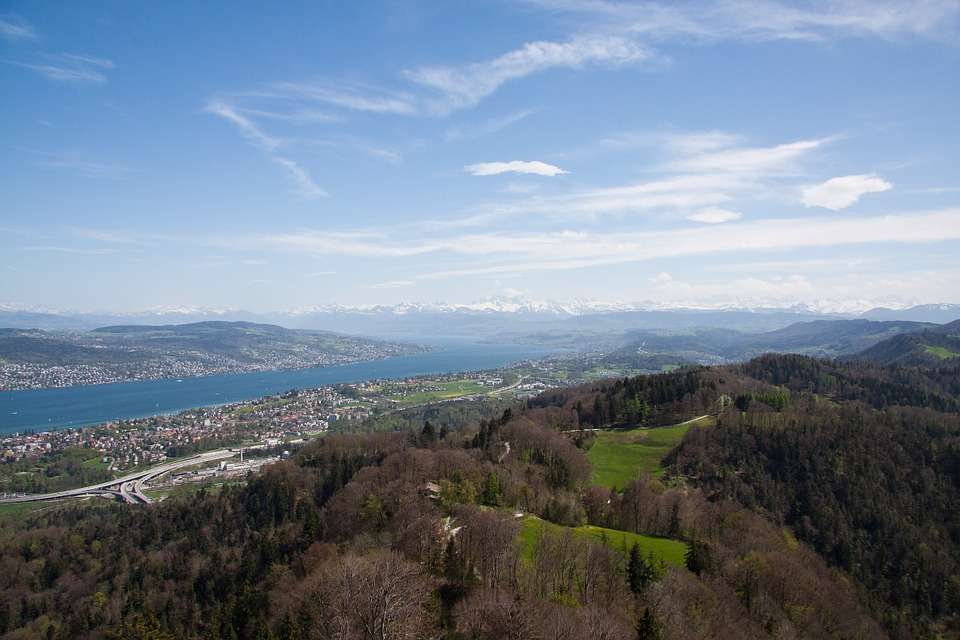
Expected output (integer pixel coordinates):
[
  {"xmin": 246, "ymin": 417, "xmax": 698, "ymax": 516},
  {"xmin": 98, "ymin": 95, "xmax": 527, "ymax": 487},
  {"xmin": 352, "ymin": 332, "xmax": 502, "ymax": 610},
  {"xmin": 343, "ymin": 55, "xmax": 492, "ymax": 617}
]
[{"xmin": 2, "ymin": 298, "xmax": 959, "ymax": 341}]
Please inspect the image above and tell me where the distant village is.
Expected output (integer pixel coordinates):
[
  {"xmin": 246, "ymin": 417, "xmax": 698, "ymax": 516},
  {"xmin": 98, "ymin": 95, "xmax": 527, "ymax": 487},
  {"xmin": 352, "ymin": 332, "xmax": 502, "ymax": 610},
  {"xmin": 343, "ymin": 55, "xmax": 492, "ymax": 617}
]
[{"xmin": 0, "ymin": 339, "xmax": 409, "ymax": 391}]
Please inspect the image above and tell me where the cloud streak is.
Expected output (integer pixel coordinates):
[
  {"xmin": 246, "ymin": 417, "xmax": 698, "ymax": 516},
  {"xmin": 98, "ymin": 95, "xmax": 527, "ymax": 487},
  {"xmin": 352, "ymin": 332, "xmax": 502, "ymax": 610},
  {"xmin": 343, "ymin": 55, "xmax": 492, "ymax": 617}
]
[
  {"xmin": 687, "ymin": 207, "xmax": 743, "ymax": 223},
  {"xmin": 7, "ymin": 53, "xmax": 114, "ymax": 83},
  {"xmin": 411, "ymin": 208, "xmax": 960, "ymax": 278},
  {"xmin": 405, "ymin": 36, "xmax": 652, "ymax": 114},
  {"xmin": 271, "ymin": 82, "xmax": 417, "ymax": 115},
  {"xmin": 206, "ymin": 100, "xmax": 328, "ymax": 199},
  {"xmin": 466, "ymin": 160, "xmax": 569, "ymax": 177},
  {"xmin": 0, "ymin": 18, "xmax": 36, "ymax": 41},
  {"xmin": 801, "ymin": 174, "xmax": 892, "ymax": 210},
  {"xmin": 528, "ymin": 0, "xmax": 960, "ymax": 42}
]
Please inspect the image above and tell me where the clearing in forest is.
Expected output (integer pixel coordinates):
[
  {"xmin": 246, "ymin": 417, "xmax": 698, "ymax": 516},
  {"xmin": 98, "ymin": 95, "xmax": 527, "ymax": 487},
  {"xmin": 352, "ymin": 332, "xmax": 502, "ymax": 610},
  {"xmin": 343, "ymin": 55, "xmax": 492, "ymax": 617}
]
[
  {"xmin": 517, "ymin": 515, "xmax": 688, "ymax": 567},
  {"xmin": 586, "ymin": 415, "xmax": 715, "ymax": 488}
]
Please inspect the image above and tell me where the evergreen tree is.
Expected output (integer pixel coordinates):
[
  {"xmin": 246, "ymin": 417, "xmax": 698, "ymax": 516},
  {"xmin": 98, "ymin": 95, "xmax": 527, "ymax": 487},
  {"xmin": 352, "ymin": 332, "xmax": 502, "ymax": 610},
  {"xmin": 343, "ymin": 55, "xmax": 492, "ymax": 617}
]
[
  {"xmin": 636, "ymin": 607, "xmax": 661, "ymax": 640},
  {"xmin": 481, "ymin": 472, "xmax": 501, "ymax": 506},
  {"xmin": 684, "ymin": 538, "xmax": 711, "ymax": 575},
  {"xmin": 421, "ymin": 420, "xmax": 436, "ymax": 443}
]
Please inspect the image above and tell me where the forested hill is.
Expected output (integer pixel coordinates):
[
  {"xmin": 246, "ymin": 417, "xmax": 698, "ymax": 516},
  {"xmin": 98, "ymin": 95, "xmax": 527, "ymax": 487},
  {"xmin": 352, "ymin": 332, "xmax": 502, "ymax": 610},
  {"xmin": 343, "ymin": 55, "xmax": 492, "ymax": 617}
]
[
  {"xmin": 854, "ymin": 318, "xmax": 960, "ymax": 366},
  {"xmin": 531, "ymin": 355, "xmax": 960, "ymax": 636},
  {"xmin": 1, "ymin": 354, "xmax": 957, "ymax": 638}
]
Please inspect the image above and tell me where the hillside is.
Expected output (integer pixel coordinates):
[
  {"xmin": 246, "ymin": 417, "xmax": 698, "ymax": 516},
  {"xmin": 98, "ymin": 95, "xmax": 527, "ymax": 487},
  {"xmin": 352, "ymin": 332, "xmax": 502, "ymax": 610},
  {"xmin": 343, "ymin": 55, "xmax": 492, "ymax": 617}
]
[
  {"xmin": 854, "ymin": 319, "xmax": 960, "ymax": 366},
  {"xmin": 0, "ymin": 321, "xmax": 422, "ymax": 390},
  {"xmin": 862, "ymin": 303, "xmax": 960, "ymax": 324},
  {"xmin": 603, "ymin": 318, "xmax": 931, "ymax": 369}
]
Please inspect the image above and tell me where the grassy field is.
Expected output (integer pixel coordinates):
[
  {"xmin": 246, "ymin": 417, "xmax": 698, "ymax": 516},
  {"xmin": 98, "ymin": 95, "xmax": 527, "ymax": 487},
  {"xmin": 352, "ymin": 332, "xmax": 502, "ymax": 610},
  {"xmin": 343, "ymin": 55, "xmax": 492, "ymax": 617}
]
[
  {"xmin": 924, "ymin": 345, "xmax": 960, "ymax": 359},
  {"xmin": 0, "ymin": 497, "xmax": 99, "ymax": 523},
  {"xmin": 587, "ymin": 415, "xmax": 715, "ymax": 488},
  {"xmin": 0, "ymin": 501, "xmax": 49, "ymax": 520},
  {"xmin": 393, "ymin": 380, "xmax": 488, "ymax": 407},
  {"xmin": 518, "ymin": 516, "xmax": 687, "ymax": 567},
  {"xmin": 144, "ymin": 480, "xmax": 229, "ymax": 502}
]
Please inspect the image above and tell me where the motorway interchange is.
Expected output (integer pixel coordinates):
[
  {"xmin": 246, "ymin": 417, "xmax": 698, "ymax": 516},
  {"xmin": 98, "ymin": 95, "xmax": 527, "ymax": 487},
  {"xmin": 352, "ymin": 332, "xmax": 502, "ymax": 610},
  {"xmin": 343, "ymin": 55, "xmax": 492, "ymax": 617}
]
[{"xmin": 0, "ymin": 449, "xmax": 237, "ymax": 505}]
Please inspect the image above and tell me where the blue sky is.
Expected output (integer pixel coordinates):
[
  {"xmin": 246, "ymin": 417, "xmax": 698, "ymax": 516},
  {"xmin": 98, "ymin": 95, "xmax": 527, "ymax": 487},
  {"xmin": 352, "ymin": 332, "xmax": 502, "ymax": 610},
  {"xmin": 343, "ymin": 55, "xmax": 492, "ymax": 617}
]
[{"xmin": 2, "ymin": 0, "xmax": 959, "ymax": 313}]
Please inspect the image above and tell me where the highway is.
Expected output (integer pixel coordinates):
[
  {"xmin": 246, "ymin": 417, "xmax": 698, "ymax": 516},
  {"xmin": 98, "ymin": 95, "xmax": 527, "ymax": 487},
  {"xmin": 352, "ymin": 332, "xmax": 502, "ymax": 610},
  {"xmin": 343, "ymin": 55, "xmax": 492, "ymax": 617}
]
[{"xmin": 0, "ymin": 449, "xmax": 236, "ymax": 505}]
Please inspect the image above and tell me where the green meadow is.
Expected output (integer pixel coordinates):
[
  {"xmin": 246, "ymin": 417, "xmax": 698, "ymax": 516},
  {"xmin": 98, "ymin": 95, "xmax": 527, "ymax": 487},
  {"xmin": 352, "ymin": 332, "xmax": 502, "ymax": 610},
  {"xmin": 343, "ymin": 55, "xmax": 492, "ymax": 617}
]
[
  {"xmin": 924, "ymin": 345, "xmax": 960, "ymax": 359},
  {"xmin": 586, "ymin": 415, "xmax": 715, "ymax": 488},
  {"xmin": 393, "ymin": 379, "xmax": 487, "ymax": 407},
  {"xmin": 518, "ymin": 516, "xmax": 687, "ymax": 567}
]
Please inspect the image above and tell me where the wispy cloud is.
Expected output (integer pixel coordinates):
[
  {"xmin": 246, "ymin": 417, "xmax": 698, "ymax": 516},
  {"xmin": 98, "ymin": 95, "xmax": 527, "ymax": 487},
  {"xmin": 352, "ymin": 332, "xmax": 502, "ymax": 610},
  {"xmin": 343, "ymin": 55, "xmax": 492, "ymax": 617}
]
[
  {"xmin": 664, "ymin": 137, "xmax": 830, "ymax": 175},
  {"xmin": 238, "ymin": 107, "xmax": 340, "ymax": 124},
  {"xmin": 445, "ymin": 108, "xmax": 538, "ymax": 141},
  {"xmin": 470, "ymin": 172, "xmax": 748, "ymax": 222},
  {"xmin": 405, "ymin": 35, "xmax": 652, "ymax": 114},
  {"xmin": 206, "ymin": 101, "xmax": 281, "ymax": 150},
  {"xmin": 212, "ymin": 208, "xmax": 960, "ymax": 264},
  {"xmin": 7, "ymin": 53, "xmax": 114, "ymax": 83},
  {"xmin": 527, "ymin": 0, "xmax": 960, "ymax": 42},
  {"xmin": 271, "ymin": 82, "xmax": 417, "ymax": 115},
  {"xmin": 687, "ymin": 206, "xmax": 743, "ymax": 223},
  {"xmin": 364, "ymin": 146, "xmax": 404, "ymax": 164},
  {"xmin": 801, "ymin": 174, "xmax": 892, "ymax": 210},
  {"xmin": 0, "ymin": 18, "xmax": 36, "ymax": 41},
  {"xmin": 369, "ymin": 280, "xmax": 415, "ymax": 289},
  {"xmin": 270, "ymin": 156, "xmax": 328, "ymax": 199},
  {"xmin": 206, "ymin": 100, "xmax": 328, "ymax": 199},
  {"xmin": 28, "ymin": 151, "xmax": 131, "ymax": 179},
  {"xmin": 20, "ymin": 246, "xmax": 119, "ymax": 256},
  {"xmin": 466, "ymin": 160, "xmax": 569, "ymax": 177},
  {"xmin": 409, "ymin": 208, "xmax": 960, "ymax": 279}
]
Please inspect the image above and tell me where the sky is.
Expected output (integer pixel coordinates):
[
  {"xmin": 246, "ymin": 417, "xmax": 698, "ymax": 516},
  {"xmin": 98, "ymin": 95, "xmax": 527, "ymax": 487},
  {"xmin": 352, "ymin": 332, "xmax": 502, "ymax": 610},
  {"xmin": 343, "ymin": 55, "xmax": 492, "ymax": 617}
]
[{"xmin": 2, "ymin": 0, "xmax": 960, "ymax": 313}]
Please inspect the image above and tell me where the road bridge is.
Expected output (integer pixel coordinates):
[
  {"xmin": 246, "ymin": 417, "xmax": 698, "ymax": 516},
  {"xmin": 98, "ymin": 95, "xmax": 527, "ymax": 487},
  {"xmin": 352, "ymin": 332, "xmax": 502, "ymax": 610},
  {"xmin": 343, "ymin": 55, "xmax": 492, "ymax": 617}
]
[{"xmin": 0, "ymin": 449, "xmax": 236, "ymax": 505}]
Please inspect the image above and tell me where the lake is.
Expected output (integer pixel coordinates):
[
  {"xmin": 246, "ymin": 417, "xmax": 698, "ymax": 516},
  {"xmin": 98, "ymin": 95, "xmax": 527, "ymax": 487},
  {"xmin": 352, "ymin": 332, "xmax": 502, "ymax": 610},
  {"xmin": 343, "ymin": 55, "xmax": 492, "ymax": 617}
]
[{"xmin": 0, "ymin": 343, "xmax": 550, "ymax": 435}]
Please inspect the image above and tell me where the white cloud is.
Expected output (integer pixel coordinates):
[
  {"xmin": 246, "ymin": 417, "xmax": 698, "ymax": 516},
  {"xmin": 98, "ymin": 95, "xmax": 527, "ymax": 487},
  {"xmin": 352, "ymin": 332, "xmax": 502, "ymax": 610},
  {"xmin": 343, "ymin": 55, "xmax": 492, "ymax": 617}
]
[
  {"xmin": 7, "ymin": 53, "xmax": 114, "ymax": 83},
  {"xmin": 409, "ymin": 208, "xmax": 960, "ymax": 278},
  {"xmin": 239, "ymin": 107, "xmax": 340, "ymax": 124},
  {"xmin": 369, "ymin": 280, "xmax": 415, "ymax": 289},
  {"xmin": 471, "ymin": 173, "xmax": 746, "ymax": 222},
  {"xmin": 666, "ymin": 138, "xmax": 829, "ymax": 174},
  {"xmin": 801, "ymin": 174, "xmax": 892, "ymax": 210},
  {"xmin": 206, "ymin": 101, "xmax": 281, "ymax": 150},
  {"xmin": 239, "ymin": 208, "xmax": 960, "ymax": 267},
  {"xmin": 666, "ymin": 131, "xmax": 742, "ymax": 154},
  {"xmin": 364, "ymin": 147, "xmax": 404, "ymax": 164},
  {"xmin": 0, "ymin": 18, "xmax": 36, "ymax": 41},
  {"xmin": 29, "ymin": 151, "xmax": 131, "ymax": 179},
  {"xmin": 687, "ymin": 207, "xmax": 743, "ymax": 223},
  {"xmin": 272, "ymin": 82, "xmax": 417, "ymax": 115},
  {"xmin": 446, "ymin": 109, "xmax": 538, "ymax": 141},
  {"xmin": 651, "ymin": 271, "xmax": 673, "ymax": 283},
  {"xmin": 207, "ymin": 100, "xmax": 328, "ymax": 199},
  {"xmin": 466, "ymin": 160, "xmax": 569, "ymax": 177},
  {"xmin": 406, "ymin": 36, "xmax": 652, "ymax": 113},
  {"xmin": 527, "ymin": 0, "xmax": 960, "ymax": 42},
  {"xmin": 271, "ymin": 157, "xmax": 328, "ymax": 199}
]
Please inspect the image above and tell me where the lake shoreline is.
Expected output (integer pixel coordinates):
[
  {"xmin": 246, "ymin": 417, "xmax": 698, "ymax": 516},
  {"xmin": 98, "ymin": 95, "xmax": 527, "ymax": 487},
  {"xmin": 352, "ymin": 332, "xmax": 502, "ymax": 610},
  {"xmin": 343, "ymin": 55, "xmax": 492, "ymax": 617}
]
[{"xmin": 0, "ymin": 343, "xmax": 551, "ymax": 435}]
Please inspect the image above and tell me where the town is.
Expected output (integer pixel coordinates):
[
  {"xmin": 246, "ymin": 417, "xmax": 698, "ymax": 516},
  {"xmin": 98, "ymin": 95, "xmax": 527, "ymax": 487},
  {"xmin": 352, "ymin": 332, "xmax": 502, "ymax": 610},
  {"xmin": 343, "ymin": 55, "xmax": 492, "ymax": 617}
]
[{"xmin": 0, "ymin": 362, "xmax": 579, "ymax": 497}]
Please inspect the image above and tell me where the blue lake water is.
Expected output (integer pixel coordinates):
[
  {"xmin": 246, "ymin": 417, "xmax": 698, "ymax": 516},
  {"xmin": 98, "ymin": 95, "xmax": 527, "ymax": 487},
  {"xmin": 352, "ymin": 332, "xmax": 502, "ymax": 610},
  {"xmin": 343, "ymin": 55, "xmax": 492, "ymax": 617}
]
[{"xmin": 0, "ymin": 343, "xmax": 550, "ymax": 435}]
